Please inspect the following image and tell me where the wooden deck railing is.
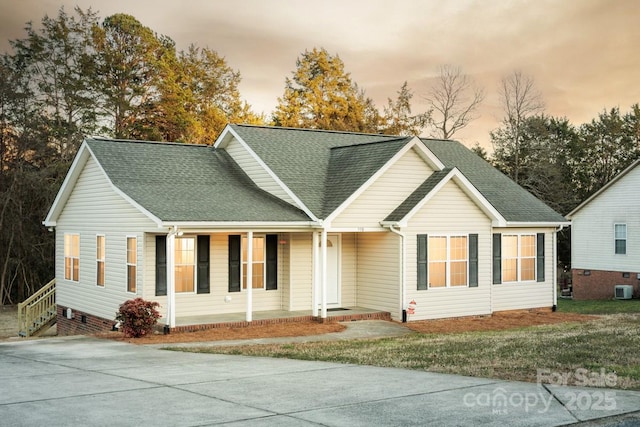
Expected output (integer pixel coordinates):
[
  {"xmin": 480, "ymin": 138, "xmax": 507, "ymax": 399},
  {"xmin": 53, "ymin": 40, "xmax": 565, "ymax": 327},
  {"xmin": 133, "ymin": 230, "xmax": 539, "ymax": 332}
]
[{"xmin": 18, "ymin": 279, "xmax": 56, "ymax": 337}]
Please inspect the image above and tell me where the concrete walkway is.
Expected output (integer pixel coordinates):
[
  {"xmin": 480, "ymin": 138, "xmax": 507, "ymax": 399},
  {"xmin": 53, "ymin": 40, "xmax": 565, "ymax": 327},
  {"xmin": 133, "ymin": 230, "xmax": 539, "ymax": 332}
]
[
  {"xmin": 146, "ymin": 319, "xmax": 412, "ymax": 349},
  {"xmin": 1, "ymin": 325, "xmax": 639, "ymax": 426}
]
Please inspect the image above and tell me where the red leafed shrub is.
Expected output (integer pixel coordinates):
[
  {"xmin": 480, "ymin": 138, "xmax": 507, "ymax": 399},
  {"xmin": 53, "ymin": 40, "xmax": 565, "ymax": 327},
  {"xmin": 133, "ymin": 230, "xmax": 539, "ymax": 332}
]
[{"xmin": 115, "ymin": 298, "xmax": 161, "ymax": 338}]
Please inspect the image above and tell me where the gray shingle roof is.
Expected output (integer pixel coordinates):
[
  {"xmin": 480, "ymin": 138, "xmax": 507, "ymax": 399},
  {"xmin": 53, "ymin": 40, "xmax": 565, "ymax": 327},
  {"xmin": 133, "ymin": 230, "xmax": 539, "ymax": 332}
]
[
  {"xmin": 229, "ymin": 125, "xmax": 407, "ymax": 218},
  {"xmin": 232, "ymin": 125, "xmax": 566, "ymax": 224},
  {"xmin": 86, "ymin": 139, "xmax": 311, "ymax": 222},
  {"xmin": 384, "ymin": 168, "xmax": 452, "ymax": 222},
  {"xmin": 83, "ymin": 125, "xmax": 565, "ymax": 225},
  {"xmin": 422, "ymin": 139, "xmax": 567, "ymax": 223}
]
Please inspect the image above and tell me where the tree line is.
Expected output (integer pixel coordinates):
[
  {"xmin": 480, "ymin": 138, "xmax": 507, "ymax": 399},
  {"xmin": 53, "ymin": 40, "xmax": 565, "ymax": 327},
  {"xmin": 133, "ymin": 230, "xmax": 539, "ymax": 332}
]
[{"xmin": 1, "ymin": 7, "xmax": 638, "ymax": 303}]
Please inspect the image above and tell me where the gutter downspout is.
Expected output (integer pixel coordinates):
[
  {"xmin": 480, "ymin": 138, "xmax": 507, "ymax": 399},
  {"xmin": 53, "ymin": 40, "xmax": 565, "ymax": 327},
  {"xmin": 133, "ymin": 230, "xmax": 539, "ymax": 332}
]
[{"xmin": 387, "ymin": 224, "xmax": 406, "ymax": 322}]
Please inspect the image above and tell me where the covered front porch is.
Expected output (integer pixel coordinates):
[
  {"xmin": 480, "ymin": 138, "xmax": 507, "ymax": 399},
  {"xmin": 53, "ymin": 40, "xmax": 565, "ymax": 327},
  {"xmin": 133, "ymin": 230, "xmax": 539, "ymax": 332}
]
[
  {"xmin": 152, "ymin": 228, "xmax": 403, "ymax": 331},
  {"xmin": 165, "ymin": 307, "xmax": 391, "ymax": 333}
]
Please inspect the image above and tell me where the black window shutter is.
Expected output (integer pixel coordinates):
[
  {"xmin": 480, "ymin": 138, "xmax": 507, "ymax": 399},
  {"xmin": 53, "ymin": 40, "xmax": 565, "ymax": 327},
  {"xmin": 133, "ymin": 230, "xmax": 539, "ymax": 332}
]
[
  {"xmin": 197, "ymin": 235, "xmax": 210, "ymax": 294},
  {"xmin": 417, "ymin": 234, "xmax": 428, "ymax": 290},
  {"xmin": 537, "ymin": 233, "xmax": 545, "ymax": 282},
  {"xmin": 228, "ymin": 235, "xmax": 241, "ymax": 292},
  {"xmin": 492, "ymin": 233, "xmax": 502, "ymax": 284},
  {"xmin": 469, "ymin": 234, "xmax": 478, "ymax": 287},
  {"xmin": 155, "ymin": 235, "xmax": 167, "ymax": 296},
  {"xmin": 266, "ymin": 234, "xmax": 278, "ymax": 290}
]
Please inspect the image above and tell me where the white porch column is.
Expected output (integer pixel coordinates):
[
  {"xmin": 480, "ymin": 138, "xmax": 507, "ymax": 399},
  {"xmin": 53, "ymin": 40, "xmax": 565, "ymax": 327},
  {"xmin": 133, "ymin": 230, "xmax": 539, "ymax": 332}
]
[
  {"xmin": 166, "ymin": 230, "xmax": 176, "ymax": 328},
  {"xmin": 246, "ymin": 231, "xmax": 253, "ymax": 322},
  {"xmin": 312, "ymin": 231, "xmax": 319, "ymax": 317},
  {"xmin": 321, "ymin": 228, "xmax": 328, "ymax": 319}
]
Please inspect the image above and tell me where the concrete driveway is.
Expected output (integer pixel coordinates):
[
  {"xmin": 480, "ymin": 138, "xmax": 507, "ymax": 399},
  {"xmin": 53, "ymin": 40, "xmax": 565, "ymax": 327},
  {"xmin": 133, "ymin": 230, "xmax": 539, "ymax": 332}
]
[{"xmin": 1, "ymin": 336, "xmax": 639, "ymax": 426}]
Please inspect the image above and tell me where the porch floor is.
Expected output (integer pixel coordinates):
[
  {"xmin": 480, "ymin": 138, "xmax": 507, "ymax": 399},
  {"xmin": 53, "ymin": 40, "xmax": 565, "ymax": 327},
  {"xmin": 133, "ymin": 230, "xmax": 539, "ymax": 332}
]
[{"xmin": 167, "ymin": 307, "xmax": 391, "ymax": 333}]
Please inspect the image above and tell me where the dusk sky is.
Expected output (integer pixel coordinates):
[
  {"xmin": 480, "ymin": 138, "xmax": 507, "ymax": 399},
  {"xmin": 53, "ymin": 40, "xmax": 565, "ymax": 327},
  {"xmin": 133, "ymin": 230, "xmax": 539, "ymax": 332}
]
[{"xmin": 1, "ymin": 0, "xmax": 638, "ymax": 149}]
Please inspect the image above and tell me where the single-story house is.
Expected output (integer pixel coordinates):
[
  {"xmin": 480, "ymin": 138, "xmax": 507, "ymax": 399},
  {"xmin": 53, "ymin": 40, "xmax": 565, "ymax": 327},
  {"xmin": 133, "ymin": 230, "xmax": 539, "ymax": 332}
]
[
  {"xmin": 44, "ymin": 124, "xmax": 568, "ymax": 335},
  {"xmin": 566, "ymin": 159, "xmax": 640, "ymax": 300}
]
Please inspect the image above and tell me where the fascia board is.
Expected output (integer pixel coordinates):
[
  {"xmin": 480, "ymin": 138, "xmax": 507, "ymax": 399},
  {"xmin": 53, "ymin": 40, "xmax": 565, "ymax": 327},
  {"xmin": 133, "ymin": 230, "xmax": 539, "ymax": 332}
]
[
  {"xmin": 411, "ymin": 136, "xmax": 446, "ymax": 170},
  {"xmin": 502, "ymin": 221, "xmax": 572, "ymax": 228},
  {"xmin": 84, "ymin": 144, "xmax": 163, "ymax": 227},
  {"xmin": 325, "ymin": 138, "xmax": 426, "ymax": 223},
  {"xmin": 160, "ymin": 221, "xmax": 321, "ymax": 232},
  {"xmin": 398, "ymin": 168, "xmax": 507, "ymax": 227},
  {"xmin": 212, "ymin": 125, "xmax": 235, "ymax": 149},
  {"xmin": 43, "ymin": 141, "xmax": 91, "ymax": 227},
  {"xmin": 219, "ymin": 126, "xmax": 321, "ymax": 223}
]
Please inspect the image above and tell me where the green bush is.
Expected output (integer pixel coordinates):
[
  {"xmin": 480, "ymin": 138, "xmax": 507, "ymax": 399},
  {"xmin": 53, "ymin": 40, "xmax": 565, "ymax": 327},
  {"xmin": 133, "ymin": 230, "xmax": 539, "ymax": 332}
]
[{"xmin": 115, "ymin": 298, "xmax": 161, "ymax": 338}]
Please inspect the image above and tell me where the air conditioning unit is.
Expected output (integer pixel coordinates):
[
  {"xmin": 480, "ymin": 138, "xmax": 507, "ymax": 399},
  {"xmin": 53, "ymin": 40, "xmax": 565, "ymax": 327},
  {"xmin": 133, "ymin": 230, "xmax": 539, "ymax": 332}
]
[{"xmin": 614, "ymin": 285, "xmax": 633, "ymax": 300}]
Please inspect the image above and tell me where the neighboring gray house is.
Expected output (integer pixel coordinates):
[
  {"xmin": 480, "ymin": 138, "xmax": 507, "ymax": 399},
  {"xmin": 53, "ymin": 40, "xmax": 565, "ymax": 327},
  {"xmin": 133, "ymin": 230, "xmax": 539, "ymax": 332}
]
[
  {"xmin": 567, "ymin": 159, "xmax": 640, "ymax": 300},
  {"xmin": 44, "ymin": 124, "xmax": 568, "ymax": 335}
]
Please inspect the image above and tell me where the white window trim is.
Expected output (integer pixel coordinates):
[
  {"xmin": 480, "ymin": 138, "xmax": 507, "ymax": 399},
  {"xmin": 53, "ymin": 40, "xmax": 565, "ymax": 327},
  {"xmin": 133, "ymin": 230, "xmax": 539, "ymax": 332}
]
[
  {"xmin": 502, "ymin": 234, "xmax": 537, "ymax": 283},
  {"xmin": 126, "ymin": 236, "xmax": 137, "ymax": 294},
  {"xmin": 614, "ymin": 223, "xmax": 627, "ymax": 255},
  {"xmin": 96, "ymin": 234, "xmax": 105, "ymax": 288},
  {"xmin": 241, "ymin": 234, "xmax": 266, "ymax": 291},
  {"xmin": 428, "ymin": 234, "xmax": 469, "ymax": 289},
  {"xmin": 175, "ymin": 235, "xmax": 197, "ymax": 294},
  {"xmin": 64, "ymin": 233, "xmax": 80, "ymax": 282}
]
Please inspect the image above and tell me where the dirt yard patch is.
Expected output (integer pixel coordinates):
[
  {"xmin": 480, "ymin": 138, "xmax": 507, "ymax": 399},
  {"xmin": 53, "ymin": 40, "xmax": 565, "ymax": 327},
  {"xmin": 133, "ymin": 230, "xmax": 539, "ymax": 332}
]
[
  {"xmin": 1, "ymin": 305, "xmax": 597, "ymax": 344},
  {"xmin": 404, "ymin": 310, "xmax": 597, "ymax": 334},
  {"xmin": 97, "ymin": 309, "xmax": 597, "ymax": 344},
  {"xmin": 98, "ymin": 321, "xmax": 347, "ymax": 344}
]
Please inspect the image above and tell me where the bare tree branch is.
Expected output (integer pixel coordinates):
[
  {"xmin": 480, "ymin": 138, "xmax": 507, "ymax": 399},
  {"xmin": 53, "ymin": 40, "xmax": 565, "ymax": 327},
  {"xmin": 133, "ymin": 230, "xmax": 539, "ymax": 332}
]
[
  {"xmin": 497, "ymin": 71, "xmax": 544, "ymax": 183},
  {"xmin": 424, "ymin": 64, "xmax": 485, "ymax": 140}
]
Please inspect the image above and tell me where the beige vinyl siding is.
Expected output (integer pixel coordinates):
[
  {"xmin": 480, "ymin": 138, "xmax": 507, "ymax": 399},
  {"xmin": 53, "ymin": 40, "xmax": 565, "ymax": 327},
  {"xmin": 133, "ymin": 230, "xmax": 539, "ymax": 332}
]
[
  {"xmin": 332, "ymin": 147, "xmax": 434, "ymax": 228},
  {"xmin": 571, "ymin": 166, "xmax": 640, "ymax": 272},
  {"xmin": 492, "ymin": 228, "xmax": 555, "ymax": 311},
  {"xmin": 225, "ymin": 138, "xmax": 297, "ymax": 207},
  {"xmin": 280, "ymin": 233, "xmax": 292, "ymax": 310},
  {"xmin": 289, "ymin": 233, "xmax": 313, "ymax": 310},
  {"xmin": 55, "ymin": 156, "xmax": 156, "ymax": 321},
  {"xmin": 405, "ymin": 180, "xmax": 493, "ymax": 320},
  {"xmin": 144, "ymin": 233, "xmax": 285, "ymax": 319},
  {"xmin": 341, "ymin": 233, "xmax": 357, "ymax": 306},
  {"xmin": 356, "ymin": 232, "xmax": 401, "ymax": 319}
]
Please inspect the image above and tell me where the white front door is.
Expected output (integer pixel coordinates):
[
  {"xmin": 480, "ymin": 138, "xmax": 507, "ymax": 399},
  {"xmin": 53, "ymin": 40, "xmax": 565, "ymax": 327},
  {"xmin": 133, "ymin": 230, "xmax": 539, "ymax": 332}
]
[{"xmin": 326, "ymin": 234, "xmax": 340, "ymax": 306}]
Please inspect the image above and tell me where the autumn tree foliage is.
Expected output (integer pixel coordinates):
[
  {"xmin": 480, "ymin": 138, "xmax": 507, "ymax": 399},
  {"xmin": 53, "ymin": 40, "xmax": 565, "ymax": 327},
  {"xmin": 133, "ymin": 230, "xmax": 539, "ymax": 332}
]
[
  {"xmin": 272, "ymin": 48, "xmax": 379, "ymax": 132},
  {"xmin": 0, "ymin": 7, "xmax": 261, "ymax": 304},
  {"xmin": 380, "ymin": 81, "xmax": 431, "ymax": 136}
]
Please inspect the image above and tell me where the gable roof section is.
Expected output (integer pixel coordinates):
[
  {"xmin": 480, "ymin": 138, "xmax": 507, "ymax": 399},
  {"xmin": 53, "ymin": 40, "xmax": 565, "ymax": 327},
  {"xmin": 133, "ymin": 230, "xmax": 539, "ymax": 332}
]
[
  {"xmin": 566, "ymin": 158, "xmax": 640, "ymax": 219},
  {"xmin": 44, "ymin": 143, "xmax": 94, "ymax": 227},
  {"xmin": 322, "ymin": 138, "xmax": 409, "ymax": 217},
  {"xmin": 384, "ymin": 168, "xmax": 452, "ymax": 223},
  {"xmin": 228, "ymin": 125, "xmax": 451, "ymax": 220},
  {"xmin": 47, "ymin": 138, "xmax": 311, "ymax": 225},
  {"xmin": 383, "ymin": 168, "xmax": 506, "ymax": 226},
  {"xmin": 422, "ymin": 139, "xmax": 567, "ymax": 224}
]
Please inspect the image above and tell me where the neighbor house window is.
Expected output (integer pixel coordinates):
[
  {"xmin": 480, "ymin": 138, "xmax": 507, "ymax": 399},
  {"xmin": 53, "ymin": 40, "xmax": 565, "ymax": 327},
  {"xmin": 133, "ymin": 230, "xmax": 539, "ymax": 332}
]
[
  {"xmin": 427, "ymin": 235, "xmax": 468, "ymax": 288},
  {"xmin": 175, "ymin": 237, "xmax": 195, "ymax": 293},
  {"xmin": 615, "ymin": 224, "xmax": 627, "ymax": 254},
  {"xmin": 96, "ymin": 235, "xmax": 105, "ymax": 287},
  {"xmin": 242, "ymin": 235, "xmax": 265, "ymax": 289},
  {"xmin": 64, "ymin": 233, "xmax": 80, "ymax": 282},
  {"xmin": 502, "ymin": 234, "xmax": 536, "ymax": 282},
  {"xmin": 126, "ymin": 237, "xmax": 137, "ymax": 293}
]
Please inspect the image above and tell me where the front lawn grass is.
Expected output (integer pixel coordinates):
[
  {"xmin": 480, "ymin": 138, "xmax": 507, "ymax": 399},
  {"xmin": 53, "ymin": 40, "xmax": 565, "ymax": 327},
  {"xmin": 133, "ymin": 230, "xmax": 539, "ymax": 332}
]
[
  {"xmin": 171, "ymin": 314, "xmax": 640, "ymax": 390},
  {"xmin": 557, "ymin": 298, "xmax": 640, "ymax": 314}
]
